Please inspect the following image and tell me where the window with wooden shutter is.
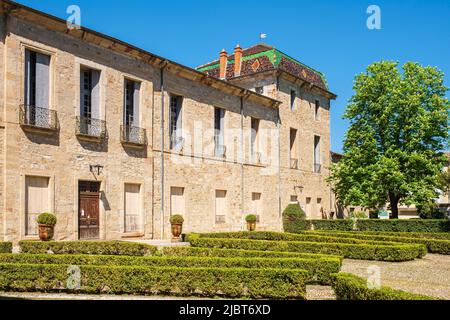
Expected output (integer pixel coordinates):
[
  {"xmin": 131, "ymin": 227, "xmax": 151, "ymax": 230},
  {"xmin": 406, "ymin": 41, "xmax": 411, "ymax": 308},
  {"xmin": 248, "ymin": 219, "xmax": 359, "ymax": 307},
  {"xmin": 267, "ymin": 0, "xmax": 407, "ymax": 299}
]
[
  {"xmin": 314, "ymin": 135, "xmax": 321, "ymax": 173},
  {"xmin": 169, "ymin": 95, "xmax": 183, "ymax": 150},
  {"xmin": 25, "ymin": 176, "xmax": 50, "ymax": 236},
  {"xmin": 25, "ymin": 49, "xmax": 50, "ymax": 109},
  {"xmin": 215, "ymin": 190, "xmax": 227, "ymax": 224},
  {"xmin": 80, "ymin": 67, "xmax": 100, "ymax": 119},
  {"xmin": 124, "ymin": 184, "xmax": 142, "ymax": 233},
  {"xmin": 170, "ymin": 187, "xmax": 185, "ymax": 217},
  {"xmin": 214, "ymin": 108, "xmax": 226, "ymax": 158},
  {"xmin": 252, "ymin": 192, "xmax": 262, "ymax": 222}
]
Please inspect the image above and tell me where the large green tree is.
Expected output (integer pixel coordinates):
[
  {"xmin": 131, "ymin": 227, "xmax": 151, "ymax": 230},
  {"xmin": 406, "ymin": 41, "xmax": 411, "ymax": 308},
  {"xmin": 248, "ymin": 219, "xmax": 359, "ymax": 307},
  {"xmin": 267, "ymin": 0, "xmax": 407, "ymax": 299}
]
[{"xmin": 329, "ymin": 61, "xmax": 449, "ymax": 219}]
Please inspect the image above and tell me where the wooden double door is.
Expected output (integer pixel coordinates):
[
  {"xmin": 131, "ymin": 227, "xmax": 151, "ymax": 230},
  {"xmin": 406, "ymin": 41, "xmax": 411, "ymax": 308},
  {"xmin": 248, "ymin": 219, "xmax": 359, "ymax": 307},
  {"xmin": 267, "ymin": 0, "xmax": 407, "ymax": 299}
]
[{"xmin": 78, "ymin": 181, "xmax": 100, "ymax": 240}]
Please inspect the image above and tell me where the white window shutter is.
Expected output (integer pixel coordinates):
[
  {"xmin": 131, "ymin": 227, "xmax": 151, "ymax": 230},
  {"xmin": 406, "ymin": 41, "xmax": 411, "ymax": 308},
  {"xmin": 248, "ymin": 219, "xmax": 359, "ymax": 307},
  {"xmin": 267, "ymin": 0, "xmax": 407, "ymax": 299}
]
[
  {"xmin": 24, "ymin": 49, "xmax": 32, "ymax": 106},
  {"xmin": 133, "ymin": 82, "xmax": 140, "ymax": 127},
  {"xmin": 219, "ymin": 109, "xmax": 225, "ymax": 146},
  {"xmin": 176, "ymin": 97, "xmax": 183, "ymax": 139},
  {"xmin": 91, "ymin": 69, "xmax": 100, "ymax": 119},
  {"xmin": 35, "ymin": 52, "xmax": 50, "ymax": 109}
]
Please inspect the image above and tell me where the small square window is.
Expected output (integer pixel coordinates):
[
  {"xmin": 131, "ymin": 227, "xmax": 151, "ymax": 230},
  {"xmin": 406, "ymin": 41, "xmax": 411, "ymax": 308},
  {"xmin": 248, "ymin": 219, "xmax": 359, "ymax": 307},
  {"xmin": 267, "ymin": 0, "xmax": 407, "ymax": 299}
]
[{"xmin": 255, "ymin": 86, "xmax": 264, "ymax": 95}]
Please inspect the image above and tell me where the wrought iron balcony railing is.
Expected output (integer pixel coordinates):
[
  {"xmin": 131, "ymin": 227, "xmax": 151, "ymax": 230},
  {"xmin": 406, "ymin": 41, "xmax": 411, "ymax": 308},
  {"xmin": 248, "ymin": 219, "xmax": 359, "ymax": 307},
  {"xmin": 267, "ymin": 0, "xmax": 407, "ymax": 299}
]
[
  {"xmin": 19, "ymin": 105, "xmax": 57, "ymax": 132},
  {"xmin": 314, "ymin": 163, "xmax": 322, "ymax": 173},
  {"xmin": 76, "ymin": 116, "xmax": 106, "ymax": 140},
  {"xmin": 215, "ymin": 144, "xmax": 227, "ymax": 158},
  {"xmin": 121, "ymin": 125, "xmax": 147, "ymax": 147},
  {"xmin": 291, "ymin": 158, "xmax": 299, "ymax": 169},
  {"xmin": 170, "ymin": 136, "xmax": 185, "ymax": 152}
]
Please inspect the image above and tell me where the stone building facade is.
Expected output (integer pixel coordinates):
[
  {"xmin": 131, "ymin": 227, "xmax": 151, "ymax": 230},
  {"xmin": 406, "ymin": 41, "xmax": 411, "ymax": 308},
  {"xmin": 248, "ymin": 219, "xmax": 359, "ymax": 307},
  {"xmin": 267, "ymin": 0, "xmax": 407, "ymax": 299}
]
[{"xmin": 0, "ymin": 0, "xmax": 336, "ymax": 243}]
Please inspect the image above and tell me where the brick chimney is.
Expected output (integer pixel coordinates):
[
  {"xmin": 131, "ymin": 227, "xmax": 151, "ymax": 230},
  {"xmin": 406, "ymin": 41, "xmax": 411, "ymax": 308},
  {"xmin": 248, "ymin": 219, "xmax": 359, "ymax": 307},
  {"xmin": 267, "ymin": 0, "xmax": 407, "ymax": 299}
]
[
  {"xmin": 234, "ymin": 44, "xmax": 243, "ymax": 77},
  {"xmin": 219, "ymin": 49, "xmax": 228, "ymax": 80}
]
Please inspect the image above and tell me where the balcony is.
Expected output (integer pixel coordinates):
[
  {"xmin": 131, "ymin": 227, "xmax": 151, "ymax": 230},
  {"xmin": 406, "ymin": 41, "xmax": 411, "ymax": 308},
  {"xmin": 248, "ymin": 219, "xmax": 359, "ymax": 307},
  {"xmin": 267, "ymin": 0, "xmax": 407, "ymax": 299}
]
[
  {"xmin": 215, "ymin": 144, "xmax": 227, "ymax": 159},
  {"xmin": 19, "ymin": 105, "xmax": 58, "ymax": 135},
  {"xmin": 290, "ymin": 158, "xmax": 299, "ymax": 169},
  {"xmin": 121, "ymin": 125, "xmax": 147, "ymax": 148},
  {"xmin": 76, "ymin": 116, "xmax": 106, "ymax": 142},
  {"xmin": 314, "ymin": 163, "xmax": 322, "ymax": 173},
  {"xmin": 170, "ymin": 136, "xmax": 185, "ymax": 153}
]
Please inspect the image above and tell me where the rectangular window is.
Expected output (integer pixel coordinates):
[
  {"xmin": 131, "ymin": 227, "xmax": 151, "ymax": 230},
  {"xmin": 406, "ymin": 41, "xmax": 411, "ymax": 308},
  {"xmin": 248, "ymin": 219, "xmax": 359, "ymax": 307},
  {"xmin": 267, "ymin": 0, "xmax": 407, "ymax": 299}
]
[
  {"xmin": 25, "ymin": 49, "xmax": 50, "ymax": 109},
  {"xmin": 315, "ymin": 100, "xmax": 320, "ymax": 120},
  {"xmin": 170, "ymin": 187, "xmax": 185, "ymax": 217},
  {"xmin": 290, "ymin": 128, "xmax": 298, "ymax": 169},
  {"xmin": 124, "ymin": 184, "xmax": 142, "ymax": 233},
  {"xmin": 169, "ymin": 95, "xmax": 183, "ymax": 150},
  {"xmin": 124, "ymin": 79, "xmax": 140, "ymax": 127},
  {"xmin": 214, "ymin": 107, "xmax": 226, "ymax": 158},
  {"xmin": 290, "ymin": 90, "xmax": 296, "ymax": 110},
  {"xmin": 215, "ymin": 190, "xmax": 227, "ymax": 224},
  {"xmin": 24, "ymin": 49, "xmax": 50, "ymax": 127},
  {"xmin": 252, "ymin": 193, "xmax": 262, "ymax": 222},
  {"xmin": 290, "ymin": 195, "xmax": 298, "ymax": 203},
  {"xmin": 314, "ymin": 135, "xmax": 321, "ymax": 173},
  {"xmin": 251, "ymin": 118, "xmax": 260, "ymax": 163},
  {"xmin": 25, "ymin": 176, "xmax": 50, "ymax": 236},
  {"xmin": 255, "ymin": 86, "xmax": 264, "ymax": 95},
  {"xmin": 80, "ymin": 67, "xmax": 100, "ymax": 119}
]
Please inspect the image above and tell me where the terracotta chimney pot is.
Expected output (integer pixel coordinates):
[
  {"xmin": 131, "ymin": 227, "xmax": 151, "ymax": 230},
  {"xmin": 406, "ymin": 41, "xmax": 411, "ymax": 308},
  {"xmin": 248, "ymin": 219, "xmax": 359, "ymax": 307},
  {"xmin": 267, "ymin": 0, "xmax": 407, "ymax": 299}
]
[
  {"xmin": 219, "ymin": 49, "xmax": 228, "ymax": 80},
  {"xmin": 234, "ymin": 44, "xmax": 243, "ymax": 77}
]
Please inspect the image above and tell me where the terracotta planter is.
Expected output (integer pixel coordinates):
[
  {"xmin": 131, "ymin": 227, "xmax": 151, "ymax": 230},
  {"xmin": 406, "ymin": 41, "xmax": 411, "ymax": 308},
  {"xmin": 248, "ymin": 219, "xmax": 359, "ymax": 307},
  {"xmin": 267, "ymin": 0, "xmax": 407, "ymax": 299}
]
[
  {"xmin": 171, "ymin": 223, "xmax": 183, "ymax": 242},
  {"xmin": 38, "ymin": 224, "xmax": 55, "ymax": 241},
  {"xmin": 246, "ymin": 221, "xmax": 256, "ymax": 232}
]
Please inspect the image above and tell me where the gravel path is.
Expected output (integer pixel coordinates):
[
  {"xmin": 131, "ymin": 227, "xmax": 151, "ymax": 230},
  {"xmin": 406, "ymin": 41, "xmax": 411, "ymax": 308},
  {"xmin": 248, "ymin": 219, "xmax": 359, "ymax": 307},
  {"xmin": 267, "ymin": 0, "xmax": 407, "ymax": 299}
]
[
  {"xmin": 306, "ymin": 286, "xmax": 335, "ymax": 300},
  {"xmin": 341, "ymin": 254, "xmax": 450, "ymax": 300}
]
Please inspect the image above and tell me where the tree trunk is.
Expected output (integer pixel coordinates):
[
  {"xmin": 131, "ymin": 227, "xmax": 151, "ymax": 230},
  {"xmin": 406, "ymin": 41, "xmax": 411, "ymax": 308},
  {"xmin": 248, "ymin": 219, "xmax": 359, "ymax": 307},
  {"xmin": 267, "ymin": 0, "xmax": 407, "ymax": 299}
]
[{"xmin": 389, "ymin": 193, "xmax": 399, "ymax": 219}]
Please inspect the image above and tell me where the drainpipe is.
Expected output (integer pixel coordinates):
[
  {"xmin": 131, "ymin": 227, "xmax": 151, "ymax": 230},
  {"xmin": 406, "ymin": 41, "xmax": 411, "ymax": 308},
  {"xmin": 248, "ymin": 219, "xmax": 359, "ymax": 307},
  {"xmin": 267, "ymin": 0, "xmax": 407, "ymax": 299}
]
[
  {"xmin": 276, "ymin": 74, "xmax": 282, "ymax": 225},
  {"xmin": 240, "ymin": 95, "xmax": 245, "ymax": 231},
  {"xmin": 160, "ymin": 65, "xmax": 166, "ymax": 240}
]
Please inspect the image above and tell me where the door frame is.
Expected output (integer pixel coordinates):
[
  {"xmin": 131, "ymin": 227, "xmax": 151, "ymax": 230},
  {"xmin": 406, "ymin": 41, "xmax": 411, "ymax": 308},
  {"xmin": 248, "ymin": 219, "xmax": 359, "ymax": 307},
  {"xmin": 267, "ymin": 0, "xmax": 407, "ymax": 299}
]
[{"xmin": 77, "ymin": 180, "xmax": 101, "ymax": 240}]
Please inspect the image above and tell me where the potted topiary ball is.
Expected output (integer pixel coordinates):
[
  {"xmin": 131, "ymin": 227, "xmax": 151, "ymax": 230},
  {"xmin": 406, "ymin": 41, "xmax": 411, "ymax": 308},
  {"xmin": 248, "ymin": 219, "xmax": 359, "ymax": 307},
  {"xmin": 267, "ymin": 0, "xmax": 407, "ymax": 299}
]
[
  {"xmin": 170, "ymin": 214, "xmax": 184, "ymax": 242},
  {"xmin": 245, "ymin": 214, "xmax": 257, "ymax": 232},
  {"xmin": 37, "ymin": 212, "xmax": 57, "ymax": 241}
]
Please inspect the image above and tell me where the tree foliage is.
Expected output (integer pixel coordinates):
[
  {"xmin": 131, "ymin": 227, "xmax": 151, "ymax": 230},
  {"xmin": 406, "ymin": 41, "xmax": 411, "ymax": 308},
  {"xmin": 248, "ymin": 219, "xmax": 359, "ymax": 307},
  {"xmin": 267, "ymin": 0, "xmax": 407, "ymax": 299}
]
[{"xmin": 329, "ymin": 61, "xmax": 449, "ymax": 218}]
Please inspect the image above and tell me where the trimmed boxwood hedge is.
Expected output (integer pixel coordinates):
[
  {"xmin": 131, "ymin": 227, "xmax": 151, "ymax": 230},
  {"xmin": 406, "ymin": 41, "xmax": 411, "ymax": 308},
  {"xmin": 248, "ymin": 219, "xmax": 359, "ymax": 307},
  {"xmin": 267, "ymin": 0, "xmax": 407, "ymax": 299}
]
[
  {"xmin": 19, "ymin": 241, "xmax": 157, "ymax": 256},
  {"xmin": 0, "ymin": 253, "xmax": 341, "ymax": 285},
  {"xmin": 307, "ymin": 231, "xmax": 450, "ymax": 255},
  {"xmin": 0, "ymin": 263, "xmax": 308, "ymax": 299},
  {"xmin": 360, "ymin": 231, "xmax": 450, "ymax": 240},
  {"xmin": 282, "ymin": 204, "xmax": 311, "ymax": 233},
  {"xmin": 331, "ymin": 273, "xmax": 438, "ymax": 300},
  {"xmin": 356, "ymin": 219, "xmax": 450, "ymax": 233},
  {"xmin": 160, "ymin": 246, "xmax": 343, "ymax": 262},
  {"xmin": 190, "ymin": 238, "xmax": 426, "ymax": 261},
  {"xmin": 0, "ymin": 242, "xmax": 12, "ymax": 254},
  {"xmin": 311, "ymin": 220, "xmax": 354, "ymax": 231},
  {"xmin": 193, "ymin": 232, "xmax": 399, "ymax": 246}
]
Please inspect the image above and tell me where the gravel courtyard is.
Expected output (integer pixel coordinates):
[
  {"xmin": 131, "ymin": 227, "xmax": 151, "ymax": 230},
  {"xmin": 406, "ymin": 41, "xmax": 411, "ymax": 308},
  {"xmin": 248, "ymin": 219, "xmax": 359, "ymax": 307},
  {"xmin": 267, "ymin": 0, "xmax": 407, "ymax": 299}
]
[{"xmin": 341, "ymin": 254, "xmax": 450, "ymax": 300}]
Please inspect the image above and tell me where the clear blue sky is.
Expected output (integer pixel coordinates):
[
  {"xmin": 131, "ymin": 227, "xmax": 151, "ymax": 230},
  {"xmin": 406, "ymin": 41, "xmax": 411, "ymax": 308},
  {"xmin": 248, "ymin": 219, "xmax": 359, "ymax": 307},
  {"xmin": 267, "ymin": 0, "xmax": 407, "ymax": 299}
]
[{"xmin": 14, "ymin": 0, "xmax": 450, "ymax": 153}]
